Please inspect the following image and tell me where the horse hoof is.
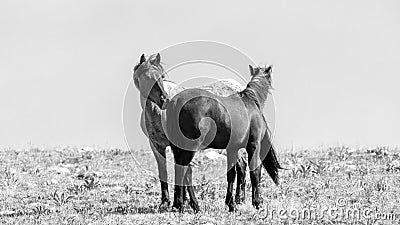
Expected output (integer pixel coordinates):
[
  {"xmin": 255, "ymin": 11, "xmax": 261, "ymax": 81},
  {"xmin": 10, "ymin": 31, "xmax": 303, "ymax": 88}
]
[
  {"xmin": 172, "ymin": 203, "xmax": 184, "ymax": 213},
  {"xmin": 189, "ymin": 201, "xmax": 200, "ymax": 213},
  {"xmin": 159, "ymin": 200, "xmax": 171, "ymax": 211},
  {"xmin": 228, "ymin": 206, "xmax": 237, "ymax": 212},
  {"xmin": 235, "ymin": 195, "xmax": 245, "ymax": 205},
  {"xmin": 252, "ymin": 201, "xmax": 262, "ymax": 210},
  {"xmin": 227, "ymin": 203, "xmax": 237, "ymax": 212}
]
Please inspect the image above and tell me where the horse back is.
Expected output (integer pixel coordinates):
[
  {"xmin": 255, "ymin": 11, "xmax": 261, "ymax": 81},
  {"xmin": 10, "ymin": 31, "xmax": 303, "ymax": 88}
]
[{"xmin": 165, "ymin": 89, "xmax": 252, "ymax": 150}]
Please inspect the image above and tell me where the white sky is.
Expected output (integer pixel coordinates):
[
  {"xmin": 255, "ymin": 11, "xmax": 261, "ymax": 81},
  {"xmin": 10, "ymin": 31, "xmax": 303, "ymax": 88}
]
[{"xmin": 1, "ymin": 0, "xmax": 399, "ymax": 149}]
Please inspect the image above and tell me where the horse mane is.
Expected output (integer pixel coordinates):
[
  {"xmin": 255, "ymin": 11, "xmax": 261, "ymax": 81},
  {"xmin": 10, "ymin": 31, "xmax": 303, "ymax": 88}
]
[{"xmin": 239, "ymin": 71, "xmax": 271, "ymax": 109}]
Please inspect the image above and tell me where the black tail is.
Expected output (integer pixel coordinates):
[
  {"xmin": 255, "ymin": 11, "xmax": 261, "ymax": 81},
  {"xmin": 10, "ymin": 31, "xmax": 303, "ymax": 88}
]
[{"xmin": 260, "ymin": 131, "xmax": 282, "ymax": 185}]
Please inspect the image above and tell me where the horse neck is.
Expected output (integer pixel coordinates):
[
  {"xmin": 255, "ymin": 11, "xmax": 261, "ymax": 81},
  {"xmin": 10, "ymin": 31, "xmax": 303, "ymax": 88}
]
[
  {"xmin": 240, "ymin": 87, "xmax": 269, "ymax": 111},
  {"xmin": 247, "ymin": 75, "xmax": 270, "ymax": 108},
  {"xmin": 139, "ymin": 94, "xmax": 150, "ymax": 109},
  {"xmin": 255, "ymin": 90, "xmax": 268, "ymax": 110},
  {"xmin": 138, "ymin": 79, "xmax": 179, "ymax": 109},
  {"xmin": 139, "ymin": 95, "xmax": 163, "ymax": 119}
]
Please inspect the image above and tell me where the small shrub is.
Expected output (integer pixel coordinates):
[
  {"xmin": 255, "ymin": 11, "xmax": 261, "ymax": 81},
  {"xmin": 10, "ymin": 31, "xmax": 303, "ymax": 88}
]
[{"xmin": 52, "ymin": 191, "xmax": 73, "ymax": 207}]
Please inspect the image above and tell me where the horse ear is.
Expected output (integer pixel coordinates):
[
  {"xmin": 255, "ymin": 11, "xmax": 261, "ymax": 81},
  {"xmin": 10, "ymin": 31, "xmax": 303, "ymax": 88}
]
[
  {"xmin": 266, "ymin": 65, "xmax": 273, "ymax": 74},
  {"xmin": 249, "ymin": 65, "xmax": 254, "ymax": 75},
  {"xmin": 140, "ymin": 54, "xmax": 146, "ymax": 64},
  {"xmin": 154, "ymin": 53, "xmax": 161, "ymax": 65}
]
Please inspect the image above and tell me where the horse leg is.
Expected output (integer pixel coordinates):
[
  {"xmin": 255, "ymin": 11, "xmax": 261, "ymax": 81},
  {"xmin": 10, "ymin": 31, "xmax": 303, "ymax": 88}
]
[
  {"xmin": 235, "ymin": 151, "xmax": 247, "ymax": 204},
  {"xmin": 182, "ymin": 186, "xmax": 188, "ymax": 204},
  {"xmin": 225, "ymin": 149, "xmax": 238, "ymax": 212},
  {"xmin": 250, "ymin": 164, "xmax": 262, "ymax": 209},
  {"xmin": 149, "ymin": 141, "xmax": 170, "ymax": 208},
  {"xmin": 172, "ymin": 152, "xmax": 185, "ymax": 212},
  {"xmin": 246, "ymin": 137, "xmax": 262, "ymax": 209},
  {"xmin": 184, "ymin": 165, "xmax": 200, "ymax": 212},
  {"xmin": 171, "ymin": 145, "xmax": 196, "ymax": 212}
]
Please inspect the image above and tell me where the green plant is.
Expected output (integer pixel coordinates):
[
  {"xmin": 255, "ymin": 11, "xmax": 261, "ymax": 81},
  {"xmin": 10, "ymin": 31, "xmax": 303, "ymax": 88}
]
[
  {"xmin": 3, "ymin": 167, "xmax": 18, "ymax": 185},
  {"xmin": 52, "ymin": 191, "xmax": 73, "ymax": 207},
  {"xmin": 32, "ymin": 204, "xmax": 50, "ymax": 218}
]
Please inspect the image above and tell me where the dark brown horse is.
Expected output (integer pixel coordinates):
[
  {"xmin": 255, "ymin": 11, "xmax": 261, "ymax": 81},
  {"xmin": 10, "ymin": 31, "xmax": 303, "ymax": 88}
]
[{"xmin": 165, "ymin": 65, "xmax": 282, "ymax": 212}]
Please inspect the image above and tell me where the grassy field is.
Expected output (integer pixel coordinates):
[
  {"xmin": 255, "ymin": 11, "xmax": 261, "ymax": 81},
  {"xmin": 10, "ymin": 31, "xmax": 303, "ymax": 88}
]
[{"xmin": 0, "ymin": 145, "xmax": 399, "ymax": 224}]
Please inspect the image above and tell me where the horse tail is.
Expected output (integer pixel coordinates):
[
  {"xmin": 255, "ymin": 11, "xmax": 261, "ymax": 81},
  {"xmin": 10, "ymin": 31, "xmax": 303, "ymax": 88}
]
[{"xmin": 260, "ymin": 129, "xmax": 282, "ymax": 185}]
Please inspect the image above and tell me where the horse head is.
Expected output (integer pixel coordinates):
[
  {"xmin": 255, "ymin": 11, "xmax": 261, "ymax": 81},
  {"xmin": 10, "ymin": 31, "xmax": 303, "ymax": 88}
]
[
  {"xmin": 133, "ymin": 53, "xmax": 169, "ymax": 108},
  {"xmin": 249, "ymin": 65, "xmax": 273, "ymax": 90}
]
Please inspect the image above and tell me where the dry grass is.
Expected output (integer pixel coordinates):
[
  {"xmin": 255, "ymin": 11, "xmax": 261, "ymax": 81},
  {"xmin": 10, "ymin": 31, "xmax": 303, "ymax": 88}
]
[{"xmin": 0, "ymin": 146, "xmax": 399, "ymax": 224}]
